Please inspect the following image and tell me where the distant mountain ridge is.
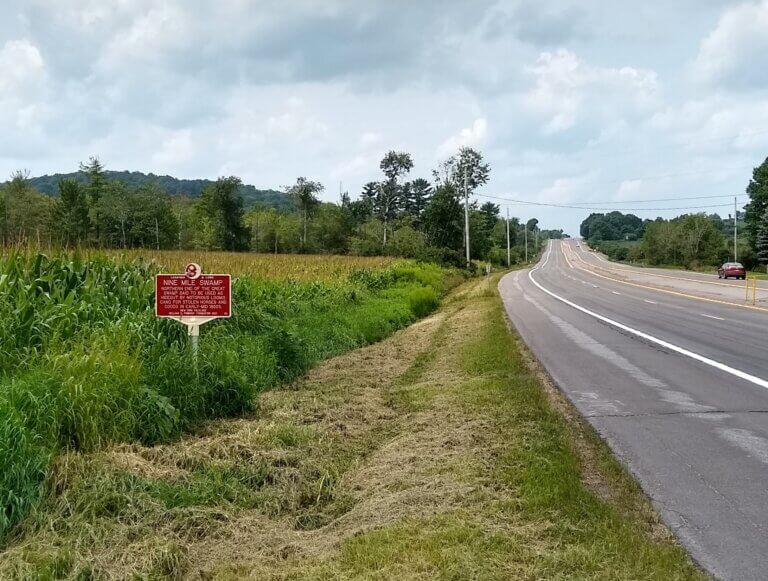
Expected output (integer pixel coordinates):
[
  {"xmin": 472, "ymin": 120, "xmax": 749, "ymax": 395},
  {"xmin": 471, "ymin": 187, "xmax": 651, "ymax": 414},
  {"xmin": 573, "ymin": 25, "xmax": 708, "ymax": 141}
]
[{"xmin": 26, "ymin": 170, "xmax": 292, "ymax": 210}]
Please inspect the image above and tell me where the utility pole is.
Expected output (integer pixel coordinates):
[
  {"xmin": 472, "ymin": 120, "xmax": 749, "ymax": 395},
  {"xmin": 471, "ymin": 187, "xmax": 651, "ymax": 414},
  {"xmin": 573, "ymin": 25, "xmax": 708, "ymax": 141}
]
[
  {"xmin": 524, "ymin": 224, "xmax": 528, "ymax": 263},
  {"xmin": 734, "ymin": 196, "xmax": 738, "ymax": 262},
  {"xmin": 464, "ymin": 168, "xmax": 470, "ymax": 268},
  {"xmin": 380, "ymin": 183, "xmax": 387, "ymax": 248},
  {"xmin": 506, "ymin": 207, "xmax": 511, "ymax": 267}
]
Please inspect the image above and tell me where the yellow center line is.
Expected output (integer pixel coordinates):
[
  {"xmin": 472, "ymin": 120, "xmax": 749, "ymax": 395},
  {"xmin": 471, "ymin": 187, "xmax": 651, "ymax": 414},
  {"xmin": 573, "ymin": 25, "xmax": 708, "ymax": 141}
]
[
  {"xmin": 562, "ymin": 242, "xmax": 768, "ymax": 314},
  {"xmin": 576, "ymin": 244, "xmax": 748, "ymax": 290}
]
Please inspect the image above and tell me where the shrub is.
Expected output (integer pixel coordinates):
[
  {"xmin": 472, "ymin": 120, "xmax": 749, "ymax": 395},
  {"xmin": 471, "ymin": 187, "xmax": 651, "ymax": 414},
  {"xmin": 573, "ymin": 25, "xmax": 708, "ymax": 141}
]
[{"xmin": 404, "ymin": 286, "xmax": 440, "ymax": 318}]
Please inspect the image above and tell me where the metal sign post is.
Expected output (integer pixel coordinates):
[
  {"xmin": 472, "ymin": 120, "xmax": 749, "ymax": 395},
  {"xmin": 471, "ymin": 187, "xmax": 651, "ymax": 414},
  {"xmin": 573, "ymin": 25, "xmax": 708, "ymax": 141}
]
[{"xmin": 155, "ymin": 263, "xmax": 232, "ymax": 358}]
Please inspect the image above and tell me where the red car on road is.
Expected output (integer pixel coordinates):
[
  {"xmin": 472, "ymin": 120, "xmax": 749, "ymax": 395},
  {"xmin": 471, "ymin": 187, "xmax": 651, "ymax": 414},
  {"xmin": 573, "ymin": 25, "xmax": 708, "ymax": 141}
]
[{"xmin": 718, "ymin": 262, "xmax": 746, "ymax": 280}]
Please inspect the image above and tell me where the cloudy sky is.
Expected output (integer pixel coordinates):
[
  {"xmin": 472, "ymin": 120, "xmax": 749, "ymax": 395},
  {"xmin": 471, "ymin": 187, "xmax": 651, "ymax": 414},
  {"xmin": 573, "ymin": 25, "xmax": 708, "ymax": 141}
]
[{"xmin": 2, "ymin": 0, "xmax": 768, "ymax": 234}]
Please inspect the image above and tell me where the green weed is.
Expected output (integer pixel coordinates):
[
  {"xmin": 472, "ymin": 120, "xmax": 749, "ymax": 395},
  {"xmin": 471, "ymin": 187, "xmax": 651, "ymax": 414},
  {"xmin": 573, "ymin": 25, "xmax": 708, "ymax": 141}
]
[{"xmin": 0, "ymin": 252, "xmax": 451, "ymax": 541}]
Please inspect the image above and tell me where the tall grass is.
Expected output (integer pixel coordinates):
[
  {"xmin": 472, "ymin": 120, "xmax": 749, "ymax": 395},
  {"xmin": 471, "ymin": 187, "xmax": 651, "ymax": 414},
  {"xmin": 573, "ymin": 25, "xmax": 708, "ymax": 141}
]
[{"xmin": 0, "ymin": 252, "xmax": 451, "ymax": 541}]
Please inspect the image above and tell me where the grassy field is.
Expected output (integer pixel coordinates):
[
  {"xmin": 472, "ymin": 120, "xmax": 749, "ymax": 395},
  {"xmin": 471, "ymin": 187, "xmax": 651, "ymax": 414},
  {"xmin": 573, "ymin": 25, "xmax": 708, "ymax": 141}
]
[
  {"xmin": 0, "ymin": 250, "xmax": 455, "ymax": 545},
  {"xmin": 0, "ymin": 274, "xmax": 703, "ymax": 579}
]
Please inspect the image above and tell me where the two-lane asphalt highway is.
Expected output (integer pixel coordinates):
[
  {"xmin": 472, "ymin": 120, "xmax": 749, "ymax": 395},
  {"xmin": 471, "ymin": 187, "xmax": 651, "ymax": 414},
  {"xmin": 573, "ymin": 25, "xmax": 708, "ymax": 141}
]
[{"xmin": 500, "ymin": 240, "xmax": 768, "ymax": 580}]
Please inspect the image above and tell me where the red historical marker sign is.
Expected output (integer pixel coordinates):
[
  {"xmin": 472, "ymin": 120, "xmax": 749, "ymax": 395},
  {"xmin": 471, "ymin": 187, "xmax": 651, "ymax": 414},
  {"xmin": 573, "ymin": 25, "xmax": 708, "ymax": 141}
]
[{"xmin": 155, "ymin": 265, "xmax": 231, "ymax": 319}]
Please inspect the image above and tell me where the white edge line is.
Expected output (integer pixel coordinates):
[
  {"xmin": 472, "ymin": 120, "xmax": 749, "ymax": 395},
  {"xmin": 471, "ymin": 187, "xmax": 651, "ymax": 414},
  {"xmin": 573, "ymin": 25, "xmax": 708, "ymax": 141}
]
[
  {"xmin": 529, "ymin": 246, "xmax": 768, "ymax": 391},
  {"xmin": 701, "ymin": 314, "xmax": 725, "ymax": 321}
]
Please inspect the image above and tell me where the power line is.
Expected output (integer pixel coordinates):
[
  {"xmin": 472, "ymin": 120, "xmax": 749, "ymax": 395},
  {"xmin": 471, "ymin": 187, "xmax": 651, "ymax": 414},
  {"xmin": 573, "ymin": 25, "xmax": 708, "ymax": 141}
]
[
  {"xmin": 555, "ymin": 193, "xmax": 748, "ymax": 205},
  {"xmin": 475, "ymin": 193, "xmax": 745, "ymax": 212}
]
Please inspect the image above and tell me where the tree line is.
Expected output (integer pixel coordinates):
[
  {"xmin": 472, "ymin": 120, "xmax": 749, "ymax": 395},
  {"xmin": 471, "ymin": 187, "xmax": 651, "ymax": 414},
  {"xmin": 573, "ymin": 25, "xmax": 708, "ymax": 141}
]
[
  {"xmin": 0, "ymin": 148, "xmax": 550, "ymax": 267},
  {"xmin": 580, "ymin": 156, "xmax": 768, "ymax": 270},
  {"xmin": 26, "ymin": 170, "xmax": 290, "ymax": 209}
]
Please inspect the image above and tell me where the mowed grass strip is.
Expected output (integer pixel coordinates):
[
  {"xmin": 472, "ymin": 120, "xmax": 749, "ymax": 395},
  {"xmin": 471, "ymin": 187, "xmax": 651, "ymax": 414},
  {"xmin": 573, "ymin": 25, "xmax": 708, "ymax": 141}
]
[{"xmin": 0, "ymin": 276, "xmax": 704, "ymax": 579}]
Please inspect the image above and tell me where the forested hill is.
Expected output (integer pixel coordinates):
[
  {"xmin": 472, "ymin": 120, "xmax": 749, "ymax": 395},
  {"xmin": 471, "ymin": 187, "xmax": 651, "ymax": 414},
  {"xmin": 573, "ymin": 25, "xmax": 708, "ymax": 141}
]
[{"xmin": 26, "ymin": 170, "xmax": 291, "ymax": 210}]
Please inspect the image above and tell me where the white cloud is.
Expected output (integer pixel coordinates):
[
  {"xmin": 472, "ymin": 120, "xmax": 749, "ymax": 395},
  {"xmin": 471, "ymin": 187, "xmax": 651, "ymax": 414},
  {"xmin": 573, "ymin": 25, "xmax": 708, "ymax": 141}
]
[
  {"xmin": 0, "ymin": 39, "xmax": 50, "ymax": 140},
  {"xmin": 615, "ymin": 179, "xmax": 643, "ymax": 200},
  {"xmin": 96, "ymin": 4, "xmax": 190, "ymax": 73},
  {"xmin": 0, "ymin": 39, "xmax": 45, "ymax": 98},
  {"xmin": 359, "ymin": 132, "xmax": 382, "ymax": 147},
  {"xmin": 649, "ymin": 96, "xmax": 768, "ymax": 155},
  {"xmin": 523, "ymin": 49, "xmax": 661, "ymax": 134},
  {"xmin": 152, "ymin": 129, "xmax": 196, "ymax": 168},
  {"xmin": 693, "ymin": 0, "xmax": 768, "ymax": 88},
  {"xmin": 536, "ymin": 171, "xmax": 600, "ymax": 204},
  {"xmin": 437, "ymin": 118, "xmax": 488, "ymax": 158},
  {"xmin": 330, "ymin": 153, "xmax": 380, "ymax": 181},
  {"xmin": 265, "ymin": 98, "xmax": 329, "ymax": 140}
]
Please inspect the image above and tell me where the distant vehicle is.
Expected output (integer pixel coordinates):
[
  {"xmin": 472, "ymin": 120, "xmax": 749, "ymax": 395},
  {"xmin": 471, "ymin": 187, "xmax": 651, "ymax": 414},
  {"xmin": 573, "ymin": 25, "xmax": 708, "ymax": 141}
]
[{"xmin": 718, "ymin": 262, "xmax": 746, "ymax": 280}]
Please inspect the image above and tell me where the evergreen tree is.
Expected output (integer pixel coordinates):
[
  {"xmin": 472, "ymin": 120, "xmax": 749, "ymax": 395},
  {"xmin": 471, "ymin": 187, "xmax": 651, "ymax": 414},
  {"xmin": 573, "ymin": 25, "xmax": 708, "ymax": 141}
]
[
  {"xmin": 58, "ymin": 179, "xmax": 90, "ymax": 246},
  {"xmin": 80, "ymin": 157, "xmax": 108, "ymax": 244},
  {"xmin": 479, "ymin": 202, "xmax": 499, "ymax": 232},
  {"xmin": 757, "ymin": 208, "xmax": 768, "ymax": 272},
  {"xmin": 745, "ymin": 157, "xmax": 768, "ymax": 246},
  {"xmin": 402, "ymin": 178, "xmax": 432, "ymax": 221},
  {"xmin": 349, "ymin": 181, "xmax": 378, "ymax": 224},
  {"xmin": 423, "ymin": 184, "xmax": 463, "ymax": 253}
]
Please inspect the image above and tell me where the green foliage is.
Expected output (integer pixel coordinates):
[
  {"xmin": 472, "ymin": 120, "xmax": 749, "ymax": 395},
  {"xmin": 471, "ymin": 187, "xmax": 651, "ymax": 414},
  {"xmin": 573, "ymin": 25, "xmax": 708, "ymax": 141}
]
[
  {"xmin": 757, "ymin": 208, "xmax": 768, "ymax": 268},
  {"xmin": 640, "ymin": 214, "xmax": 726, "ymax": 268},
  {"xmin": 350, "ymin": 219, "xmax": 386, "ymax": 256},
  {"xmin": 195, "ymin": 177, "xmax": 250, "ymax": 251},
  {"xmin": 590, "ymin": 240, "xmax": 638, "ymax": 262},
  {"xmin": 388, "ymin": 225, "xmax": 428, "ymax": 259},
  {"xmin": 401, "ymin": 178, "xmax": 432, "ymax": 222},
  {"xmin": 285, "ymin": 177, "xmax": 324, "ymax": 249},
  {"xmin": 0, "ymin": 253, "xmax": 448, "ymax": 540},
  {"xmin": 57, "ymin": 179, "xmax": 90, "ymax": 245},
  {"xmin": 23, "ymin": 170, "xmax": 290, "ymax": 210},
  {"xmin": 310, "ymin": 203, "xmax": 353, "ymax": 254},
  {"xmin": 436, "ymin": 146, "xmax": 490, "ymax": 191},
  {"xmin": 580, "ymin": 211, "xmax": 644, "ymax": 241},
  {"xmin": 0, "ymin": 171, "xmax": 57, "ymax": 246},
  {"xmin": 403, "ymin": 286, "xmax": 439, "ymax": 317},
  {"xmin": 745, "ymin": 156, "xmax": 768, "ymax": 245},
  {"xmin": 245, "ymin": 207, "xmax": 302, "ymax": 254},
  {"xmin": 380, "ymin": 151, "xmax": 414, "ymax": 182},
  {"xmin": 422, "ymin": 184, "xmax": 463, "ymax": 252}
]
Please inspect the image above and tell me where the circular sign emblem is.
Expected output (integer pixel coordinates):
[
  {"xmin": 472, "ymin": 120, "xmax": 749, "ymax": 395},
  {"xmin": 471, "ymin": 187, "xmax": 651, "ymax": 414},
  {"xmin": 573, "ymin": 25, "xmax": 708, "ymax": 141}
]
[{"xmin": 185, "ymin": 262, "xmax": 202, "ymax": 280}]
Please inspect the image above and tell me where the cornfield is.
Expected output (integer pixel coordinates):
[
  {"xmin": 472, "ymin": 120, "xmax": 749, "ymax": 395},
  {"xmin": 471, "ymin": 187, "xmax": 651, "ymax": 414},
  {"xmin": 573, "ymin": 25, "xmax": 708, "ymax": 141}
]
[
  {"xmin": 88, "ymin": 249, "xmax": 396, "ymax": 281},
  {"xmin": 0, "ymin": 250, "xmax": 450, "ymax": 541}
]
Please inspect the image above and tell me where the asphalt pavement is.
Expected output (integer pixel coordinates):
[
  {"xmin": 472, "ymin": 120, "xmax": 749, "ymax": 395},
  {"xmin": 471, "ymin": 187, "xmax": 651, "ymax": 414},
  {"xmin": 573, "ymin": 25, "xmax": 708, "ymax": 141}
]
[{"xmin": 500, "ymin": 240, "xmax": 768, "ymax": 580}]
